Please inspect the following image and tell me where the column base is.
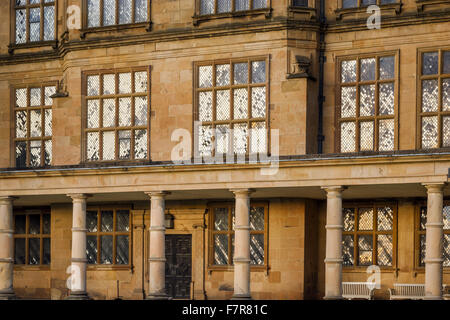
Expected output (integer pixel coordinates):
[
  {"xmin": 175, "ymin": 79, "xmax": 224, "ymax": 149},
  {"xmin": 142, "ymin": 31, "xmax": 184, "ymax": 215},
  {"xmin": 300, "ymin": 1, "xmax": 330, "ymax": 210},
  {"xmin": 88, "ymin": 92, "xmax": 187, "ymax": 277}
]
[
  {"xmin": 0, "ymin": 292, "xmax": 17, "ymax": 300},
  {"xmin": 231, "ymin": 294, "xmax": 252, "ymax": 300},
  {"xmin": 65, "ymin": 292, "xmax": 90, "ymax": 300},
  {"xmin": 146, "ymin": 293, "xmax": 171, "ymax": 300}
]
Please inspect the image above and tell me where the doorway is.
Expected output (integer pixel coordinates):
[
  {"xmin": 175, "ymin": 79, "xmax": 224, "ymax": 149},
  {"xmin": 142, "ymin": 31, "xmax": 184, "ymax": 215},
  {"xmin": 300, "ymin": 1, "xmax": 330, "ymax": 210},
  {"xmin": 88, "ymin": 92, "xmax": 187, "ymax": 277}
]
[{"xmin": 165, "ymin": 234, "xmax": 192, "ymax": 299}]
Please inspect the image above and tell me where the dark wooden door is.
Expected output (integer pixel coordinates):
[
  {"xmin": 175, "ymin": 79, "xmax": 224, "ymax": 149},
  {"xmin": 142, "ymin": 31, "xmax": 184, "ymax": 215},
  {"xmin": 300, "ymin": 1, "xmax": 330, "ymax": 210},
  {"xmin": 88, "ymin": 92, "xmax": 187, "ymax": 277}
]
[{"xmin": 165, "ymin": 234, "xmax": 192, "ymax": 299}]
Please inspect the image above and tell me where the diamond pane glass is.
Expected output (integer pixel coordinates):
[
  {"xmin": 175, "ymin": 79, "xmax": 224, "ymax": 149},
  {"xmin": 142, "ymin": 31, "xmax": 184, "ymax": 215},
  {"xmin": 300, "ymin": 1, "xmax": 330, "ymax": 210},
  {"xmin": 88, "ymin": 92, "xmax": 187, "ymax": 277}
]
[
  {"xmin": 343, "ymin": 208, "xmax": 355, "ymax": 232},
  {"xmin": 343, "ymin": 235, "xmax": 354, "ymax": 266},
  {"xmin": 16, "ymin": 111, "xmax": 27, "ymax": 138},
  {"xmin": 103, "ymin": 74, "xmax": 115, "ymax": 95},
  {"xmin": 15, "ymin": 9, "xmax": 26, "ymax": 44},
  {"xmin": 250, "ymin": 207, "xmax": 264, "ymax": 230},
  {"xmin": 443, "ymin": 234, "xmax": 450, "ymax": 267},
  {"xmin": 44, "ymin": 140, "xmax": 52, "ymax": 165},
  {"xmin": 216, "ymin": 125, "xmax": 230, "ymax": 154},
  {"xmin": 102, "ymin": 131, "xmax": 116, "ymax": 160},
  {"xmin": 252, "ymin": 87, "xmax": 266, "ymax": 118},
  {"xmin": 293, "ymin": 0, "xmax": 308, "ymax": 6},
  {"xmin": 360, "ymin": 121, "xmax": 374, "ymax": 151},
  {"xmin": 216, "ymin": 64, "xmax": 230, "ymax": 86},
  {"xmin": 341, "ymin": 60, "xmax": 356, "ymax": 83},
  {"xmin": 30, "ymin": 88, "xmax": 41, "ymax": 106},
  {"xmin": 343, "ymin": 0, "xmax": 357, "ymax": 8},
  {"xmin": 218, "ymin": 0, "xmax": 232, "ymax": 12},
  {"xmin": 87, "ymin": 132, "xmax": 100, "ymax": 161},
  {"xmin": 420, "ymin": 207, "xmax": 427, "ymax": 231},
  {"xmin": 377, "ymin": 206, "xmax": 393, "ymax": 231},
  {"xmin": 358, "ymin": 208, "xmax": 373, "ymax": 231},
  {"xmin": 87, "ymin": 75, "xmax": 100, "ymax": 96},
  {"xmin": 118, "ymin": 0, "xmax": 132, "ymax": 24},
  {"xmin": 216, "ymin": 90, "xmax": 230, "ymax": 121},
  {"xmin": 15, "ymin": 215, "xmax": 26, "ymax": 234},
  {"xmin": 43, "ymin": 6, "xmax": 55, "ymax": 41},
  {"xmin": 421, "ymin": 116, "xmax": 439, "ymax": 149},
  {"xmin": 87, "ymin": 100, "xmax": 100, "ymax": 129},
  {"xmin": 134, "ymin": 71, "xmax": 148, "ymax": 93},
  {"xmin": 101, "ymin": 211, "xmax": 113, "ymax": 232},
  {"xmin": 250, "ymin": 234, "xmax": 264, "ymax": 265},
  {"xmin": 341, "ymin": 86, "xmax": 356, "ymax": 118},
  {"xmin": 360, "ymin": 85, "xmax": 375, "ymax": 116},
  {"xmin": 200, "ymin": 0, "xmax": 214, "ymax": 15},
  {"xmin": 116, "ymin": 210, "xmax": 130, "ymax": 232},
  {"xmin": 419, "ymin": 234, "xmax": 426, "ymax": 267},
  {"xmin": 253, "ymin": 0, "xmax": 267, "ymax": 9},
  {"xmin": 16, "ymin": 88, "xmax": 27, "ymax": 108},
  {"xmin": 44, "ymin": 86, "xmax": 56, "ymax": 106},
  {"xmin": 14, "ymin": 238, "xmax": 25, "ymax": 264},
  {"xmin": 379, "ymin": 56, "xmax": 395, "ymax": 80},
  {"xmin": 250, "ymin": 122, "xmax": 266, "ymax": 154},
  {"xmin": 234, "ymin": 63, "xmax": 248, "ymax": 84},
  {"xmin": 360, "ymin": 58, "xmax": 376, "ymax": 81},
  {"xmin": 340, "ymin": 122, "xmax": 356, "ymax": 152},
  {"xmin": 16, "ymin": 142, "xmax": 27, "ymax": 167},
  {"xmin": 235, "ymin": 0, "xmax": 250, "ymax": 11},
  {"xmin": 103, "ymin": 99, "xmax": 116, "ymax": 127},
  {"xmin": 358, "ymin": 235, "xmax": 373, "ymax": 266},
  {"xmin": 443, "ymin": 206, "xmax": 450, "ymax": 230},
  {"xmin": 377, "ymin": 235, "xmax": 393, "ymax": 266},
  {"xmin": 87, "ymin": 235, "xmax": 97, "ymax": 264},
  {"xmin": 103, "ymin": 0, "xmax": 116, "ymax": 26},
  {"xmin": 28, "ymin": 214, "xmax": 40, "ymax": 234},
  {"xmin": 199, "ymin": 66, "xmax": 213, "ymax": 88},
  {"xmin": 422, "ymin": 80, "xmax": 439, "ymax": 112},
  {"xmin": 43, "ymin": 238, "xmax": 50, "ymax": 265},
  {"xmin": 199, "ymin": 125, "xmax": 212, "ymax": 156},
  {"xmin": 379, "ymin": 83, "xmax": 395, "ymax": 115},
  {"xmin": 134, "ymin": 129, "xmax": 147, "ymax": 159},
  {"xmin": 214, "ymin": 208, "xmax": 228, "ymax": 231},
  {"xmin": 252, "ymin": 61, "xmax": 266, "ymax": 83},
  {"xmin": 422, "ymin": 52, "xmax": 439, "ymax": 75},
  {"xmin": 214, "ymin": 234, "xmax": 229, "ymax": 265},
  {"xmin": 379, "ymin": 119, "xmax": 394, "ymax": 151},
  {"xmin": 101, "ymin": 235, "xmax": 113, "ymax": 264},
  {"xmin": 119, "ymin": 97, "xmax": 132, "ymax": 126},
  {"xmin": 233, "ymin": 123, "xmax": 248, "ymax": 154},
  {"xmin": 87, "ymin": 0, "xmax": 100, "ymax": 27},
  {"xmin": 444, "ymin": 51, "xmax": 450, "ymax": 74},
  {"xmin": 443, "ymin": 79, "xmax": 450, "ymax": 111},
  {"xmin": 135, "ymin": 0, "xmax": 148, "ymax": 22},
  {"xmin": 87, "ymin": 211, "xmax": 98, "ymax": 232},
  {"xmin": 443, "ymin": 116, "xmax": 450, "ymax": 147},
  {"xmin": 29, "ymin": 8, "xmax": 40, "ymax": 42},
  {"xmin": 199, "ymin": 91, "xmax": 213, "ymax": 121},
  {"xmin": 116, "ymin": 235, "xmax": 129, "ymax": 265},
  {"xmin": 30, "ymin": 140, "xmax": 41, "ymax": 166},
  {"xmin": 118, "ymin": 130, "xmax": 131, "ymax": 159},
  {"xmin": 29, "ymin": 238, "xmax": 40, "ymax": 265},
  {"xmin": 119, "ymin": 73, "xmax": 132, "ymax": 94},
  {"xmin": 234, "ymin": 88, "xmax": 248, "ymax": 119},
  {"xmin": 43, "ymin": 214, "xmax": 50, "ymax": 234}
]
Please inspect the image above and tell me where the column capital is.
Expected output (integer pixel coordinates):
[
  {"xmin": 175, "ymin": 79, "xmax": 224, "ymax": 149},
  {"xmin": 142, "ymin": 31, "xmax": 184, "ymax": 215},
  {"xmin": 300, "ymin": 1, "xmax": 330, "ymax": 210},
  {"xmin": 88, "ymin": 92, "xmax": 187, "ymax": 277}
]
[
  {"xmin": 230, "ymin": 188, "xmax": 255, "ymax": 198},
  {"xmin": 422, "ymin": 182, "xmax": 446, "ymax": 193},
  {"xmin": 145, "ymin": 191, "xmax": 171, "ymax": 199},
  {"xmin": 321, "ymin": 186, "xmax": 346, "ymax": 196},
  {"xmin": 0, "ymin": 196, "xmax": 18, "ymax": 205},
  {"xmin": 67, "ymin": 194, "xmax": 92, "ymax": 202}
]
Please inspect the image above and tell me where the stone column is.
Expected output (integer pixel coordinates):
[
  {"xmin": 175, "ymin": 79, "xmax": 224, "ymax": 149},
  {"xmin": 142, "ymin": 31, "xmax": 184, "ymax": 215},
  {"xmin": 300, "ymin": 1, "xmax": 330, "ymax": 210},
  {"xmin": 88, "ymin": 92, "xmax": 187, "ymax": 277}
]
[
  {"xmin": 230, "ymin": 189, "xmax": 254, "ymax": 300},
  {"xmin": 0, "ymin": 197, "xmax": 17, "ymax": 300},
  {"xmin": 423, "ymin": 183, "xmax": 446, "ymax": 300},
  {"xmin": 67, "ymin": 194, "xmax": 91, "ymax": 300},
  {"xmin": 322, "ymin": 186, "xmax": 345, "ymax": 300},
  {"xmin": 145, "ymin": 191, "xmax": 170, "ymax": 300}
]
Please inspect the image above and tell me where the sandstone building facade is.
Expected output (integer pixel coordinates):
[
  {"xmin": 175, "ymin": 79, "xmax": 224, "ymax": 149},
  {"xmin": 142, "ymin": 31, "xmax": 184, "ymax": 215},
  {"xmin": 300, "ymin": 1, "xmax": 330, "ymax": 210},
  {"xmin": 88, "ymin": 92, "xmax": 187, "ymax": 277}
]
[{"xmin": 0, "ymin": 0, "xmax": 449, "ymax": 300}]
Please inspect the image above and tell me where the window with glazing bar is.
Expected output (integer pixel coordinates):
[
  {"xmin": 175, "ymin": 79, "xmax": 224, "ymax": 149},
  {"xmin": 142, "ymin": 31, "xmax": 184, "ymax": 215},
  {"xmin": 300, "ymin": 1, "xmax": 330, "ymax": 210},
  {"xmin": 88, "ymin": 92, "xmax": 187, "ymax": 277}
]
[
  {"xmin": 13, "ymin": 0, "xmax": 55, "ymax": 44},
  {"xmin": 199, "ymin": 0, "xmax": 268, "ymax": 15},
  {"xmin": 342, "ymin": 204, "xmax": 396, "ymax": 267},
  {"xmin": 292, "ymin": 0, "xmax": 308, "ymax": 7},
  {"xmin": 338, "ymin": 54, "xmax": 397, "ymax": 153},
  {"xmin": 210, "ymin": 204, "xmax": 267, "ymax": 267},
  {"xmin": 86, "ymin": 0, "xmax": 149, "ymax": 28},
  {"xmin": 14, "ymin": 85, "xmax": 56, "ymax": 168},
  {"xmin": 416, "ymin": 204, "xmax": 450, "ymax": 268},
  {"xmin": 14, "ymin": 211, "xmax": 51, "ymax": 265},
  {"xmin": 196, "ymin": 58, "xmax": 268, "ymax": 157},
  {"xmin": 342, "ymin": 0, "xmax": 397, "ymax": 9},
  {"xmin": 86, "ymin": 208, "xmax": 131, "ymax": 265},
  {"xmin": 83, "ymin": 68, "xmax": 149, "ymax": 162},
  {"xmin": 419, "ymin": 50, "xmax": 450, "ymax": 149}
]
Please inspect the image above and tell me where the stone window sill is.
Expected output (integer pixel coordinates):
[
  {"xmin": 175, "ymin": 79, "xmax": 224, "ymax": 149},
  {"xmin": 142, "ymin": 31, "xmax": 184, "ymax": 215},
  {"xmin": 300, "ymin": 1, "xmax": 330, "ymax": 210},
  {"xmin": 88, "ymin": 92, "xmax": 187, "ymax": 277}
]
[
  {"xmin": 87, "ymin": 265, "xmax": 132, "ymax": 271},
  {"xmin": 193, "ymin": 8, "xmax": 272, "ymax": 26},
  {"xmin": 8, "ymin": 41, "xmax": 58, "ymax": 54},
  {"xmin": 80, "ymin": 22, "xmax": 152, "ymax": 39},
  {"xmin": 335, "ymin": 3, "xmax": 402, "ymax": 20},
  {"xmin": 288, "ymin": 6, "xmax": 317, "ymax": 20}
]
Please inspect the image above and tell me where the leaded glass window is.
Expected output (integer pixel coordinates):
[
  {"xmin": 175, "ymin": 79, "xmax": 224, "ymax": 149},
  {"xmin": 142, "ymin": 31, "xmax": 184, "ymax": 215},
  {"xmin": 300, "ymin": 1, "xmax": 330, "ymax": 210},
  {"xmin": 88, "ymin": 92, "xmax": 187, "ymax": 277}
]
[
  {"xmin": 14, "ymin": 210, "xmax": 51, "ymax": 265},
  {"xmin": 84, "ymin": 68, "xmax": 149, "ymax": 161},
  {"xmin": 196, "ymin": 58, "xmax": 268, "ymax": 157},
  {"xmin": 199, "ymin": 0, "xmax": 268, "ymax": 15},
  {"xmin": 417, "ymin": 204, "xmax": 450, "ymax": 268},
  {"xmin": 14, "ymin": 0, "xmax": 55, "ymax": 44},
  {"xmin": 86, "ymin": 208, "xmax": 131, "ymax": 265},
  {"xmin": 292, "ymin": 0, "xmax": 308, "ymax": 7},
  {"xmin": 14, "ymin": 85, "xmax": 56, "ymax": 168},
  {"xmin": 338, "ymin": 54, "xmax": 397, "ymax": 153},
  {"xmin": 210, "ymin": 204, "xmax": 267, "ymax": 266},
  {"xmin": 419, "ymin": 50, "xmax": 450, "ymax": 149},
  {"xmin": 342, "ymin": 204, "xmax": 396, "ymax": 267},
  {"xmin": 86, "ymin": 0, "xmax": 149, "ymax": 28},
  {"xmin": 342, "ymin": 0, "xmax": 397, "ymax": 9}
]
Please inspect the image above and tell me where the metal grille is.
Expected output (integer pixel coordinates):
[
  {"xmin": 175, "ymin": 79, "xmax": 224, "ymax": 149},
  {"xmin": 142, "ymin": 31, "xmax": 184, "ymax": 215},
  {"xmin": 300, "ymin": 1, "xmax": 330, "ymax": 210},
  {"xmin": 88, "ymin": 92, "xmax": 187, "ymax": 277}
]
[
  {"xmin": 214, "ymin": 234, "xmax": 228, "ymax": 265},
  {"xmin": 360, "ymin": 58, "xmax": 376, "ymax": 81},
  {"xmin": 233, "ymin": 123, "xmax": 248, "ymax": 154},
  {"xmin": 341, "ymin": 86, "xmax": 356, "ymax": 118},
  {"xmin": 378, "ymin": 119, "xmax": 394, "ymax": 151},
  {"xmin": 421, "ymin": 116, "xmax": 439, "ymax": 149},
  {"xmin": 377, "ymin": 206, "xmax": 393, "ymax": 231},
  {"xmin": 250, "ymin": 122, "xmax": 266, "ymax": 154},
  {"xmin": 199, "ymin": 91, "xmax": 213, "ymax": 121},
  {"xmin": 343, "ymin": 235, "xmax": 354, "ymax": 266},
  {"xmin": 216, "ymin": 90, "xmax": 230, "ymax": 121},
  {"xmin": 134, "ymin": 129, "xmax": 147, "ymax": 159},
  {"xmin": 234, "ymin": 63, "xmax": 248, "ymax": 84},
  {"xmin": 103, "ymin": 74, "xmax": 115, "ymax": 95},
  {"xmin": 116, "ymin": 235, "xmax": 129, "ymax": 264},
  {"xmin": 216, "ymin": 125, "xmax": 230, "ymax": 154},
  {"xmin": 359, "ymin": 121, "xmax": 374, "ymax": 151},
  {"xmin": 199, "ymin": 66, "xmax": 213, "ymax": 88},
  {"xmin": 422, "ymin": 52, "xmax": 439, "ymax": 75},
  {"xmin": 379, "ymin": 83, "xmax": 395, "ymax": 115},
  {"xmin": 118, "ymin": 0, "xmax": 132, "ymax": 24},
  {"xmin": 360, "ymin": 85, "xmax": 375, "ymax": 116},
  {"xmin": 250, "ymin": 207, "xmax": 264, "ymax": 230},
  {"xmin": 101, "ymin": 235, "xmax": 113, "ymax": 264},
  {"xmin": 252, "ymin": 61, "xmax": 266, "ymax": 83},
  {"xmin": 234, "ymin": 88, "xmax": 248, "ymax": 119},
  {"xmin": 119, "ymin": 72, "xmax": 132, "ymax": 94},
  {"xmin": 250, "ymin": 234, "xmax": 264, "ymax": 265},
  {"xmin": 358, "ymin": 235, "xmax": 373, "ymax": 266},
  {"xmin": 87, "ymin": 100, "xmax": 100, "ymax": 128},
  {"xmin": 214, "ymin": 208, "xmax": 229, "ymax": 230},
  {"xmin": 216, "ymin": 64, "xmax": 230, "ymax": 86},
  {"xmin": 377, "ymin": 235, "xmax": 393, "ymax": 266},
  {"xmin": 422, "ymin": 80, "xmax": 439, "ymax": 112},
  {"xmin": 341, "ymin": 60, "xmax": 356, "ymax": 83},
  {"xmin": 358, "ymin": 208, "xmax": 374, "ymax": 231},
  {"xmin": 251, "ymin": 87, "xmax": 266, "ymax": 118},
  {"xmin": 343, "ymin": 208, "xmax": 355, "ymax": 231},
  {"xmin": 340, "ymin": 122, "xmax": 356, "ymax": 152},
  {"xmin": 379, "ymin": 56, "xmax": 395, "ymax": 80}
]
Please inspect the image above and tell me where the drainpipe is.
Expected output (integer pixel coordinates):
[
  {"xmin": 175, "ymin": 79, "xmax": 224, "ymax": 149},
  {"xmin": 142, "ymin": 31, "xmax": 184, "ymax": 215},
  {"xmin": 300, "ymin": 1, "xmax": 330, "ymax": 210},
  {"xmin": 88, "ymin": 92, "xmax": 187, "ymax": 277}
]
[
  {"xmin": 203, "ymin": 208, "xmax": 208, "ymax": 300},
  {"xmin": 142, "ymin": 211, "xmax": 146, "ymax": 299},
  {"xmin": 317, "ymin": 0, "xmax": 326, "ymax": 153}
]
